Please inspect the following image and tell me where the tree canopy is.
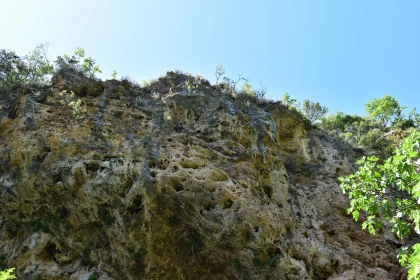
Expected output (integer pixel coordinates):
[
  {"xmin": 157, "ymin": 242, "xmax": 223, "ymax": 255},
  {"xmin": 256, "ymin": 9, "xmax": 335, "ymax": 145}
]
[
  {"xmin": 365, "ymin": 95, "xmax": 405, "ymax": 127},
  {"xmin": 340, "ymin": 130, "xmax": 420, "ymax": 279}
]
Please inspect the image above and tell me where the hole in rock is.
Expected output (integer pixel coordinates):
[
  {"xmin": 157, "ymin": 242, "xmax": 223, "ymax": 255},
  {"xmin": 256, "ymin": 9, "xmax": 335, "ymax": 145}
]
[
  {"xmin": 205, "ymin": 204, "xmax": 214, "ymax": 211},
  {"xmin": 44, "ymin": 242, "xmax": 58, "ymax": 261},
  {"xmin": 222, "ymin": 199, "xmax": 233, "ymax": 209},
  {"xmin": 128, "ymin": 196, "xmax": 143, "ymax": 215},
  {"xmin": 171, "ymin": 178, "xmax": 184, "ymax": 192},
  {"xmin": 262, "ymin": 185, "xmax": 273, "ymax": 199}
]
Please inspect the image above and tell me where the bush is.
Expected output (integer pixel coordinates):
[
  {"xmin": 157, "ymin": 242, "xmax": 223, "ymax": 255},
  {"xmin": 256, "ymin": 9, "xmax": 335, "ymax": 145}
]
[
  {"xmin": 0, "ymin": 44, "xmax": 53, "ymax": 91},
  {"xmin": 55, "ymin": 47, "xmax": 101, "ymax": 78},
  {"xmin": 340, "ymin": 130, "xmax": 420, "ymax": 279},
  {"xmin": 57, "ymin": 90, "xmax": 87, "ymax": 120}
]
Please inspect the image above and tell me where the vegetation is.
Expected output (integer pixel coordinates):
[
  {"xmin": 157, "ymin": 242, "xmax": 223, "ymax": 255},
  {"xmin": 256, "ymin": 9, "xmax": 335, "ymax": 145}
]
[
  {"xmin": 365, "ymin": 94, "xmax": 405, "ymax": 128},
  {"xmin": 2, "ymin": 45, "xmax": 420, "ymax": 277},
  {"xmin": 0, "ymin": 268, "xmax": 16, "ymax": 280},
  {"xmin": 340, "ymin": 130, "xmax": 420, "ymax": 279},
  {"xmin": 58, "ymin": 90, "xmax": 87, "ymax": 120},
  {"xmin": 1, "ymin": 44, "xmax": 101, "ymax": 94},
  {"xmin": 111, "ymin": 70, "xmax": 118, "ymax": 79},
  {"xmin": 55, "ymin": 47, "xmax": 102, "ymax": 78},
  {"xmin": 320, "ymin": 95, "xmax": 419, "ymax": 155},
  {"xmin": 0, "ymin": 43, "xmax": 53, "ymax": 90},
  {"xmin": 301, "ymin": 99, "xmax": 328, "ymax": 123}
]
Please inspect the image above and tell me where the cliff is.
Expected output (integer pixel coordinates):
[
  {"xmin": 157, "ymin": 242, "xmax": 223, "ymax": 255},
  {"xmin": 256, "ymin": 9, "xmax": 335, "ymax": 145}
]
[{"xmin": 0, "ymin": 71, "xmax": 404, "ymax": 279}]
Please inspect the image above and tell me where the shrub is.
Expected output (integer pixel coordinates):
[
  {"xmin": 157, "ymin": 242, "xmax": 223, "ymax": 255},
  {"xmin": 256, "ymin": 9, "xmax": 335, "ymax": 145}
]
[
  {"xmin": 55, "ymin": 47, "xmax": 101, "ymax": 78},
  {"xmin": 58, "ymin": 90, "xmax": 87, "ymax": 120},
  {"xmin": 0, "ymin": 268, "xmax": 16, "ymax": 280},
  {"xmin": 340, "ymin": 130, "xmax": 420, "ymax": 279}
]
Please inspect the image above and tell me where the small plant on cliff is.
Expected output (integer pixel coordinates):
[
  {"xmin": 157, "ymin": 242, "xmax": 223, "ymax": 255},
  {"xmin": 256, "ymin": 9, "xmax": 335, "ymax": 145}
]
[
  {"xmin": 58, "ymin": 90, "xmax": 87, "ymax": 120},
  {"xmin": 55, "ymin": 47, "xmax": 102, "ymax": 78},
  {"xmin": 214, "ymin": 64, "xmax": 225, "ymax": 85},
  {"xmin": 282, "ymin": 93, "xmax": 298, "ymax": 109},
  {"xmin": 340, "ymin": 130, "xmax": 420, "ymax": 279},
  {"xmin": 111, "ymin": 70, "xmax": 118, "ymax": 79},
  {"xmin": 0, "ymin": 268, "xmax": 16, "ymax": 280}
]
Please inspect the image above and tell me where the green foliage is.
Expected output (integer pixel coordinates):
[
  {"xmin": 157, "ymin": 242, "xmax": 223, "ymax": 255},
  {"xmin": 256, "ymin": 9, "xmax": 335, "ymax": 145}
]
[
  {"xmin": 365, "ymin": 94, "xmax": 405, "ymax": 127},
  {"xmin": 58, "ymin": 90, "xmax": 87, "ymax": 120},
  {"xmin": 0, "ymin": 44, "xmax": 53, "ymax": 90},
  {"xmin": 321, "ymin": 111, "xmax": 363, "ymax": 132},
  {"xmin": 357, "ymin": 128, "xmax": 389, "ymax": 152},
  {"xmin": 142, "ymin": 80, "xmax": 150, "ymax": 87},
  {"xmin": 25, "ymin": 43, "xmax": 54, "ymax": 84},
  {"xmin": 319, "ymin": 95, "xmax": 420, "ymax": 156},
  {"xmin": 0, "ymin": 268, "xmax": 16, "ymax": 280},
  {"xmin": 111, "ymin": 70, "xmax": 118, "ymax": 80},
  {"xmin": 340, "ymin": 130, "xmax": 420, "ymax": 278},
  {"xmin": 0, "ymin": 49, "xmax": 24, "ymax": 88},
  {"xmin": 55, "ymin": 47, "xmax": 102, "ymax": 78},
  {"xmin": 185, "ymin": 78, "xmax": 199, "ymax": 92},
  {"xmin": 301, "ymin": 99, "xmax": 328, "ymax": 123},
  {"xmin": 282, "ymin": 93, "xmax": 298, "ymax": 108},
  {"xmin": 241, "ymin": 82, "xmax": 256, "ymax": 97}
]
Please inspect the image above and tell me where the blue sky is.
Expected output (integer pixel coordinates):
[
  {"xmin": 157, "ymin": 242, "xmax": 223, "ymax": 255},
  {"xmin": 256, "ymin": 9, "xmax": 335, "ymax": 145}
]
[{"xmin": 1, "ymin": 0, "xmax": 419, "ymax": 116}]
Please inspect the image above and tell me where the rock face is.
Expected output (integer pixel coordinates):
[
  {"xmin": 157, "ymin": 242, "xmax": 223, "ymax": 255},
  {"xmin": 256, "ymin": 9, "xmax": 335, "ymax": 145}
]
[{"xmin": 0, "ymin": 71, "xmax": 404, "ymax": 279}]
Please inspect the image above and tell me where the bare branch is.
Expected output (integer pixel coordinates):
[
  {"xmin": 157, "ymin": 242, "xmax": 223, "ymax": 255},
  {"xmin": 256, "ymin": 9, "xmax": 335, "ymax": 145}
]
[{"xmin": 214, "ymin": 64, "xmax": 225, "ymax": 85}]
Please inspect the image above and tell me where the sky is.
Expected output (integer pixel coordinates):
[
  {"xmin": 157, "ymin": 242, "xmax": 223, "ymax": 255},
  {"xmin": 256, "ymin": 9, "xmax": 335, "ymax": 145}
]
[{"xmin": 1, "ymin": 0, "xmax": 419, "ymax": 116}]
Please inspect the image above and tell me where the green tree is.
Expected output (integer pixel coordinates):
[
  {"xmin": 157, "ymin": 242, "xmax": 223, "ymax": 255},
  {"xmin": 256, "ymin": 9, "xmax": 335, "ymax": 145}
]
[
  {"xmin": 282, "ymin": 93, "xmax": 298, "ymax": 109},
  {"xmin": 24, "ymin": 43, "xmax": 54, "ymax": 84},
  {"xmin": 55, "ymin": 47, "xmax": 102, "ymax": 78},
  {"xmin": 365, "ymin": 95, "xmax": 405, "ymax": 127},
  {"xmin": 301, "ymin": 99, "xmax": 328, "ymax": 123},
  {"xmin": 0, "ymin": 268, "xmax": 16, "ymax": 280},
  {"xmin": 320, "ymin": 111, "xmax": 363, "ymax": 133},
  {"xmin": 0, "ymin": 44, "xmax": 53, "ymax": 89},
  {"xmin": 340, "ymin": 130, "xmax": 420, "ymax": 279},
  {"xmin": 0, "ymin": 49, "xmax": 26, "ymax": 88}
]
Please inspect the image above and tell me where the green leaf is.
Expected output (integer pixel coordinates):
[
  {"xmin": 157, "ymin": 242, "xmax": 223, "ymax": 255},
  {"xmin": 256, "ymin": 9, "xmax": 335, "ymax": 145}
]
[{"xmin": 352, "ymin": 210, "xmax": 360, "ymax": 221}]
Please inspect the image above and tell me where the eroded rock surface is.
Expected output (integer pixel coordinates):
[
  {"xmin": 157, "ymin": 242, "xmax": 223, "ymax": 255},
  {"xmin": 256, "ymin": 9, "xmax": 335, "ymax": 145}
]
[{"xmin": 0, "ymin": 71, "xmax": 404, "ymax": 279}]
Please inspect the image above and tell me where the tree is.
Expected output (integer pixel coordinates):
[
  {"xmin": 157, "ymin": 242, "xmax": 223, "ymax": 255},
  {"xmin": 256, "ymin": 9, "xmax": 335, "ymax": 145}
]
[
  {"xmin": 282, "ymin": 93, "xmax": 298, "ymax": 109},
  {"xmin": 320, "ymin": 111, "xmax": 364, "ymax": 133},
  {"xmin": 340, "ymin": 130, "xmax": 420, "ymax": 279},
  {"xmin": 301, "ymin": 99, "xmax": 328, "ymax": 123},
  {"xmin": 55, "ymin": 47, "xmax": 102, "ymax": 78},
  {"xmin": 0, "ymin": 44, "xmax": 53, "ymax": 90},
  {"xmin": 0, "ymin": 49, "xmax": 27, "ymax": 88},
  {"xmin": 365, "ymin": 95, "xmax": 405, "ymax": 127},
  {"xmin": 24, "ymin": 43, "xmax": 54, "ymax": 84}
]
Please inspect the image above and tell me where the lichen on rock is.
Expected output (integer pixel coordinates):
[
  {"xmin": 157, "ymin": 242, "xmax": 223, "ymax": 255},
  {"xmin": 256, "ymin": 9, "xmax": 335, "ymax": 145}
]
[{"xmin": 0, "ymin": 71, "xmax": 403, "ymax": 279}]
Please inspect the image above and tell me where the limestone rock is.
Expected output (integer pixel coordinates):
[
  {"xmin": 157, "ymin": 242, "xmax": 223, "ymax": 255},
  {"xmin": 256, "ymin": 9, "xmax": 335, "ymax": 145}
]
[{"xmin": 0, "ymin": 71, "xmax": 404, "ymax": 279}]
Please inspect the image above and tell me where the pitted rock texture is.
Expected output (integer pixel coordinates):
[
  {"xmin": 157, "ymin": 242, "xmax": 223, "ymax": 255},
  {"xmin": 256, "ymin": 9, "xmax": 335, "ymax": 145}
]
[{"xmin": 0, "ymin": 71, "xmax": 404, "ymax": 279}]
